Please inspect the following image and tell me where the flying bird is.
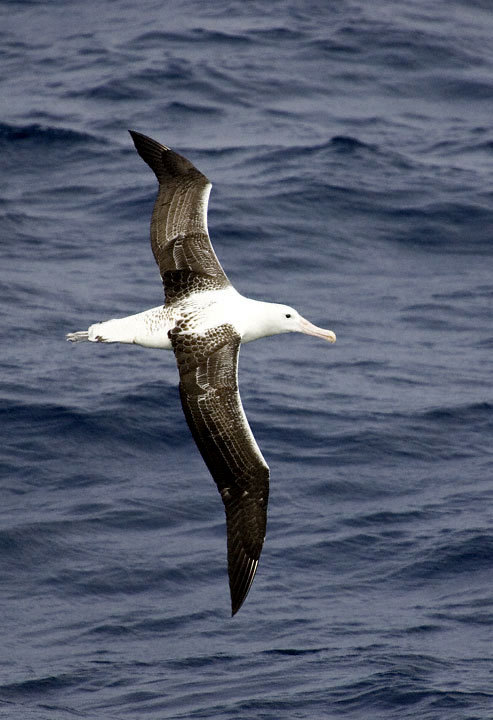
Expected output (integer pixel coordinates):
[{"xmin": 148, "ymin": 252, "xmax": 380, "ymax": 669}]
[{"xmin": 67, "ymin": 131, "xmax": 336, "ymax": 615}]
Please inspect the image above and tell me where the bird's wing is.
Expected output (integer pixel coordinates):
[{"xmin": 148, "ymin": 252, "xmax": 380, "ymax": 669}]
[
  {"xmin": 129, "ymin": 131, "xmax": 229, "ymax": 303},
  {"xmin": 170, "ymin": 320, "xmax": 269, "ymax": 615}
]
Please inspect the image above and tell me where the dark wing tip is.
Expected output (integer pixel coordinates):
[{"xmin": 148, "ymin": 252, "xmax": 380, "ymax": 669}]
[
  {"xmin": 227, "ymin": 510, "xmax": 266, "ymax": 616},
  {"xmin": 230, "ymin": 555, "xmax": 259, "ymax": 616},
  {"xmin": 225, "ymin": 479, "xmax": 269, "ymax": 616},
  {"xmin": 128, "ymin": 129, "xmax": 207, "ymax": 183}
]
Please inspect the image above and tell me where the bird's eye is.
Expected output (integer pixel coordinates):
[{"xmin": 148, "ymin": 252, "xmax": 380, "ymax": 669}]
[{"xmin": 285, "ymin": 313, "xmax": 291, "ymax": 319}]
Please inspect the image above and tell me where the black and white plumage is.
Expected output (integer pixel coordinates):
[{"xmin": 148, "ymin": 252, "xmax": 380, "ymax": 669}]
[{"xmin": 67, "ymin": 131, "xmax": 336, "ymax": 615}]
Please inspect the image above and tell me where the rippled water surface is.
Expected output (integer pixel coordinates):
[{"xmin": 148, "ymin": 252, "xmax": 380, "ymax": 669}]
[{"xmin": 1, "ymin": 1, "xmax": 493, "ymax": 718}]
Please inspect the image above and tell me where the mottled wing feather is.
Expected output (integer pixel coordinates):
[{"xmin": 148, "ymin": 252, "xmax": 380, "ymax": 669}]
[
  {"xmin": 170, "ymin": 322, "xmax": 270, "ymax": 615},
  {"xmin": 129, "ymin": 131, "xmax": 229, "ymax": 291}
]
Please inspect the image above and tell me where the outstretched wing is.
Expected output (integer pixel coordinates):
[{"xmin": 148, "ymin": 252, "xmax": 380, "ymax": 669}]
[
  {"xmin": 170, "ymin": 321, "xmax": 269, "ymax": 615},
  {"xmin": 129, "ymin": 130, "xmax": 229, "ymax": 301}
]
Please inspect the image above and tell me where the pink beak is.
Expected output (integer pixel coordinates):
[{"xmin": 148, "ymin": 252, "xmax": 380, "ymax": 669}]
[{"xmin": 299, "ymin": 316, "xmax": 336, "ymax": 343}]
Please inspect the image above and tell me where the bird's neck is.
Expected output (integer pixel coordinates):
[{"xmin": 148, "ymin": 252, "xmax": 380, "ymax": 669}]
[{"xmin": 240, "ymin": 298, "xmax": 285, "ymax": 344}]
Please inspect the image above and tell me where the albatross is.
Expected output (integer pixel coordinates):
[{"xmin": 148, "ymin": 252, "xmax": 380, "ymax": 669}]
[{"xmin": 67, "ymin": 131, "xmax": 336, "ymax": 615}]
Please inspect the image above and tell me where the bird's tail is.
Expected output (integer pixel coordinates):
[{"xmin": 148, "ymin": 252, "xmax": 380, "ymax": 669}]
[
  {"xmin": 66, "ymin": 331, "xmax": 89, "ymax": 342},
  {"xmin": 66, "ymin": 317, "xmax": 141, "ymax": 344}
]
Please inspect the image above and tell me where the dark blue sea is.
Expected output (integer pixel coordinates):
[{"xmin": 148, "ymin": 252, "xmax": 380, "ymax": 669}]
[{"xmin": 1, "ymin": 1, "xmax": 493, "ymax": 718}]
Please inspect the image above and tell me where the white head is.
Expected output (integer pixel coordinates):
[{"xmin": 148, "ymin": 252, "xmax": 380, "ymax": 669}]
[{"xmin": 243, "ymin": 301, "xmax": 336, "ymax": 344}]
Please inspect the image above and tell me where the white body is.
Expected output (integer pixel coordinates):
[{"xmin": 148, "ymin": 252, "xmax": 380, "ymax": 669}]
[{"xmin": 67, "ymin": 286, "xmax": 336, "ymax": 348}]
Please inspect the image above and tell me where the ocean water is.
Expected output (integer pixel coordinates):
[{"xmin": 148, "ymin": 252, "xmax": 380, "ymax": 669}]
[{"xmin": 1, "ymin": 0, "xmax": 493, "ymax": 718}]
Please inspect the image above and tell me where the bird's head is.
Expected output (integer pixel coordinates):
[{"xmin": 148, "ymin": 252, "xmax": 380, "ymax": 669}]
[
  {"xmin": 242, "ymin": 301, "xmax": 336, "ymax": 344},
  {"xmin": 274, "ymin": 304, "xmax": 336, "ymax": 343}
]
